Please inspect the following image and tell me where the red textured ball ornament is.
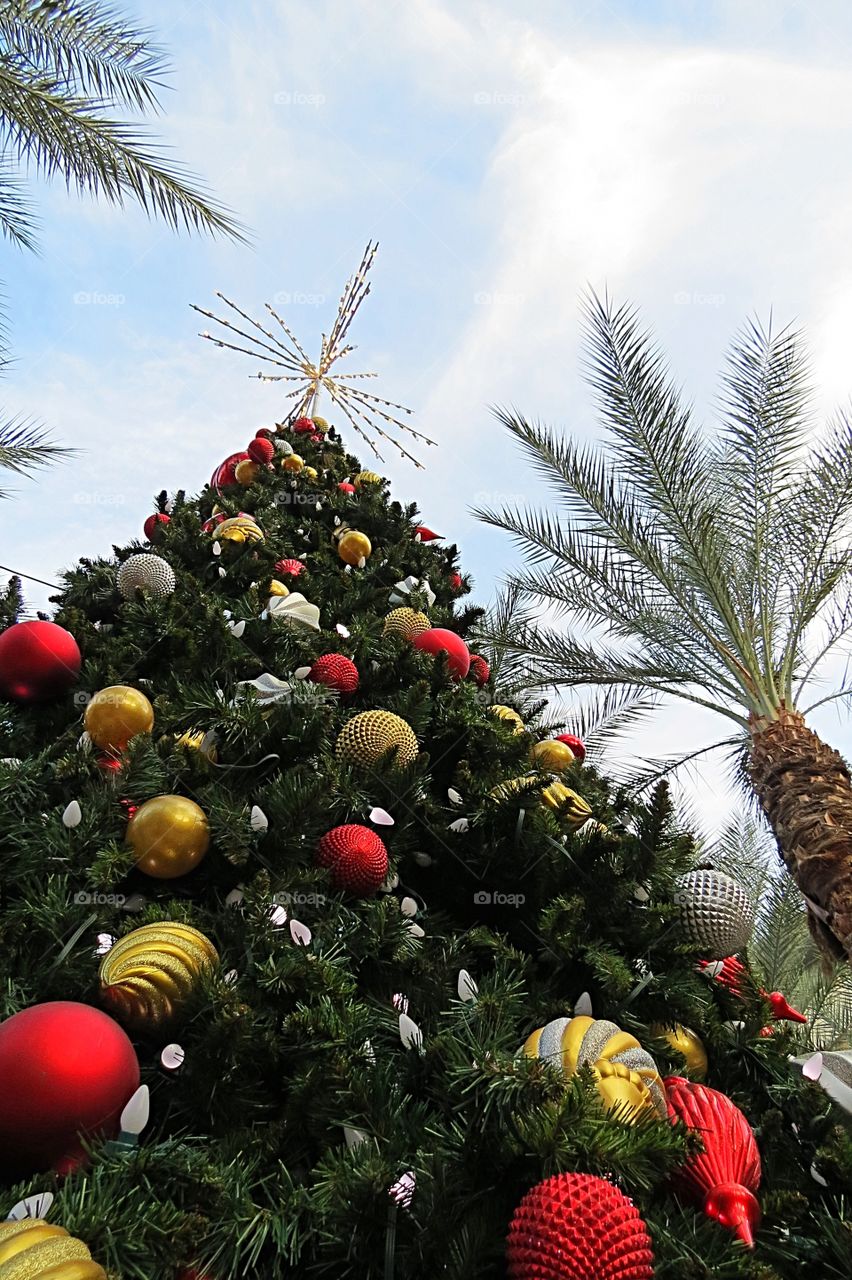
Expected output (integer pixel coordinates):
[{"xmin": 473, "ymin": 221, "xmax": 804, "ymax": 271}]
[
  {"xmin": 211, "ymin": 451, "xmax": 250, "ymax": 490},
  {"xmin": 506, "ymin": 1171, "xmax": 654, "ymax": 1280},
  {"xmin": 143, "ymin": 512, "xmax": 170, "ymax": 541},
  {"xmin": 316, "ymin": 824, "xmax": 389, "ymax": 895},
  {"xmin": 0, "ymin": 1001, "xmax": 140, "ymax": 1177},
  {"xmin": 664, "ymin": 1076, "xmax": 761, "ymax": 1248},
  {"xmin": 468, "ymin": 655, "xmax": 490, "ymax": 687},
  {"xmin": 412, "ymin": 627, "xmax": 470, "ymax": 680},
  {"xmin": 449, "ymin": 570, "xmax": 463, "ymax": 591},
  {"xmin": 293, "ymin": 416, "xmax": 315, "ymax": 434},
  {"xmin": 0, "ymin": 620, "xmax": 81, "ymax": 702},
  {"xmin": 338, "ymin": 481, "xmax": 356, "ymax": 494},
  {"xmin": 275, "ymin": 557, "xmax": 306, "ymax": 577},
  {"xmin": 247, "ymin": 436, "xmax": 275, "ymax": 465},
  {"xmin": 309, "ymin": 654, "xmax": 359, "ymax": 695},
  {"xmin": 556, "ymin": 733, "xmax": 586, "ymax": 764}
]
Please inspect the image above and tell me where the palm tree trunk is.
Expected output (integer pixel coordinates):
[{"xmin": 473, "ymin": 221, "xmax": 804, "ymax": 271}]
[{"xmin": 748, "ymin": 708, "xmax": 852, "ymax": 962}]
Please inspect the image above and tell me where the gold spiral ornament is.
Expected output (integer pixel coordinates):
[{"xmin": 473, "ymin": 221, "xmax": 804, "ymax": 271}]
[
  {"xmin": 0, "ymin": 1219, "xmax": 106, "ymax": 1279},
  {"xmin": 354, "ymin": 469, "xmax": 383, "ymax": 488},
  {"xmin": 99, "ymin": 922, "xmax": 218, "ymax": 1032},
  {"xmin": 216, "ymin": 514, "xmax": 264, "ymax": 543},
  {"xmin": 523, "ymin": 1014, "xmax": 666, "ymax": 1122},
  {"xmin": 382, "ymin": 607, "xmax": 430, "ymax": 640},
  {"xmin": 336, "ymin": 710, "xmax": 419, "ymax": 769},
  {"xmin": 539, "ymin": 781, "xmax": 593, "ymax": 831},
  {"xmin": 489, "ymin": 704, "xmax": 525, "ymax": 734}
]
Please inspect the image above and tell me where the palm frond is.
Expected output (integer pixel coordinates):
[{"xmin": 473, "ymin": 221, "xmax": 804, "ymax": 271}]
[
  {"xmin": 0, "ymin": 415, "xmax": 72, "ymax": 494},
  {"xmin": 610, "ymin": 735, "xmax": 743, "ymax": 796},
  {"xmin": 0, "ymin": 162, "xmax": 36, "ymax": 250},
  {"xmin": 556, "ymin": 685, "xmax": 660, "ymax": 762}
]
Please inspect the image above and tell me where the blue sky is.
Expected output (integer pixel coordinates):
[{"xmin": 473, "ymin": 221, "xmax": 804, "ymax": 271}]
[{"xmin": 3, "ymin": 0, "xmax": 852, "ymax": 831}]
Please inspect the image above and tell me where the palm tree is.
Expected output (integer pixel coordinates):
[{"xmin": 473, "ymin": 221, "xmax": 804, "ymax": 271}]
[
  {"xmin": 0, "ymin": 0, "xmax": 245, "ymax": 486},
  {"xmin": 476, "ymin": 293, "xmax": 852, "ymax": 962}
]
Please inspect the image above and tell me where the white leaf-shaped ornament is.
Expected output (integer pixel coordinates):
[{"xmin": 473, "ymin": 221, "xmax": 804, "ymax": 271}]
[
  {"xmin": 400, "ymin": 896, "xmax": 418, "ymax": 917},
  {"xmin": 7, "ymin": 1192, "xmax": 55, "ymax": 1221},
  {"xmin": 77, "ymin": 732, "xmax": 92, "ymax": 753},
  {"xmin": 447, "ymin": 788, "xmax": 463, "ymax": 806},
  {"xmin": 269, "ymin": 904, "xmax": 288, "ymax": 928},
  {"xmin": 268, "ymin": 592, "xmax": 321, "ymax": 631},
  {"xmin": 399, "ymin": 1013, "xmax": 423, "ymax": 1052},
  {"xmin": 573, "ymin": 991, "xmax": 594, "ymax": 1017},
  {"xmin": 389, "ymin": 1171, "xmax": 416, "ymax": 1207},
  {"xmin": 336, "ymin": 623, "xmax": 351, "ymax": 638},
  {"xmin": 289, "ymin": 919, "xmax": 312, "ymax": 946},
  {"xmin": 250, "ymin": 805, "xmax": 268, "ymax": 832},
  {"xmin": 161, "ymin": 1043, "xmax": 185, "ymax": 1070},
  {"xmin": 120, "ymin": 1084, "xmax": 150, "ymax": 1135},
  {"xmin": 413, "ymin": 850, "xmax": 432, "ymax": 867},
  {"xmin": 343, "ymin": 1125, "xmax": 370, "ymax": 1149},
  {"xmin": 228, "ymin": 620, "xmax": 246, "ymax": 638},
  {"xmin": 457, "ymin": 970, "xmax": 478, "ymax": 1002},
  {"xmin": 62, "ymin": 800, "xmax": 82, "ymax": 828},
  {"xmin": 293, "ymin": 666, "xmax": 312, "ymax": 680},
  {"xmin": 448, "ymin": 818, "xmax": 469, "ymax": 833},
  {"xmin": 237, "ymin": 673, "xmax": 295, "ymax": 704},
  {"xmin": 226, "ymin": 887, "xmax": 245, "ymax": 907},
  {"xmin": 802, "ymin": 1052, "xmax": 823, "ymax": 1081},
  {"xmin": 370, "ymin": 807, "xmax": 394, "ymax": 826}
]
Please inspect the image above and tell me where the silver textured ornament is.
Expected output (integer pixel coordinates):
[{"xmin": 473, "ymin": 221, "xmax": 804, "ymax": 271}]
[
  {"xmin": 117, "ymin": 553, "xmax": 176, "ymax": 600},
  {"xmin": 674, "ymin": 868, "xmax": 754, "ymax": 958}
]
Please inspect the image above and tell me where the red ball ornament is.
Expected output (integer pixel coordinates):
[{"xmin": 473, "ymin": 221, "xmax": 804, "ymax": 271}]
[
  {"xmin": 0, "ymin": 1001, "xmax": 140, "ymax": 1177},
  {"xmin": 247, "ymin": 436, "xmax": 275, "ymax": 465},
  {"xmin": 274, "ymin": 557, "xmax": 306, "ymax": 577},
  {"xmin": 556, "ymin": 733, "xmax": 586, "ymax": 763},
  {"xmin": 293, "ymin": 416, "xmax": 315, "ymax": 434},
  {"xmin": 506, "ymin": 1171, "xmax": 654, "ymax": 1280},
  {"xmin": 412, "ymin": 627, "xmax": 470, "ymax": 680},
  {"xmin": 0, "ymin": 620, "xmax": 81, "ymax": 702},
  {"xmin": 664, "ymin": 1076, "xmax": 761, "ymax": 1248},
  {"xmin": 338, "ymin": 481, "xmax": 356, "ymax": 494},
  {"xmin": 316, "ymin": 824, "xmax": 388, "ymax": 895},
  {"xmin": 143, "ymin": 512, "xmax": 170, "ymax": 541},
  {"xmin": 449, "ymin": 571, "xmax": 463, "ymax": 591},
  {"xmin": 309, "ymin": 654, "xmax": 359, "ymax": 695},
  {"xmin": 468, "ymin": 655, "xmax": 490, "ymax": 687},
  {"xmin": 211, "ymin": 451, "xmax": 250, "ymax": 490}
]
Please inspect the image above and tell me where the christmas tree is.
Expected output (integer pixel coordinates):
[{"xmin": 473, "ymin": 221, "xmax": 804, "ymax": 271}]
[{"xmin": 0, "ymin": 259, "xmax": 850, "ymax": 1280}]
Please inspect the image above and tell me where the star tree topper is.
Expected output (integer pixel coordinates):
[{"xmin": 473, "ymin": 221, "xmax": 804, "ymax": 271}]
[{"xmin": 192, "ymin": 242, "xmax": 435, "ymax": 467}]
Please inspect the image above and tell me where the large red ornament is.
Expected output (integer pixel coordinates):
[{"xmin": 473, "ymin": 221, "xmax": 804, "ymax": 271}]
[
  {"xmin": 0, "ymin": 1001, "xmax": 140, "ymax": 1177},
  {"xmin": 0, "ymin": 620, "xmax": 81, "ymax": 702},
  {"xmin": 247, "ymin": 436, "xmax": 275, "ymax": 465},
  {"xmin": 143, "ymin": 512, "xmax": 170, "ymax": 541},
  {"xmin": 211, "ymin": 451, "xmax": 249, "ymax": 490},
  {"xmin": 412, "ymin": 628, "xmax": 470, "ymax": 680},
  {"xmin": 316, "ymin": 824, "xmax": 388, "ymax": 895},
  {"xmin": 556, "ymin": 733, "xmax": 586, "ymax": 764},
  {"xmin": 664, "ymin": 1076, "xmax": 761, "ymax": 1248},
  {"xmin": 275, "ymin": 557, "xmax": 306, "ymax": 577},
  {"xmin": 309, "ymin": 654, "xmax": 359, "ymax": 695},
  {"xmin": 506, "ymin": 1171, "xmax": 654, "ymax": 1280},
  {"xmin": 699, "ymin": 957, "xmax": 806, "ymax": 1022},
  {"xmin": 468, "ymin": 655, "xmax": 490, "ymax": 687},
  {"xmin": 293, "ymin": 416, "xmax": 315, "ymax": 434}
]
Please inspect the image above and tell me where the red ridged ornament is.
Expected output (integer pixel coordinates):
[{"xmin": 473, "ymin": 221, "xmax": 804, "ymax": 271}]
[
  {"xmin": 664, "ymin": 1075, "xmax": 761, "ymax": 1248},
  {"xmin": 143, "ymin": 512, "xmax": 170, "ymax": 541},
  {"xmin": 316, "ymin": 824, "xmax": 388, "ymax": 895},
  {"xmin": 211, "ymin": 451, "xmax": 249, "ymax": 490},
  {"xmin": 247, "ymin": 436, "xmax": 275, "ymax": 464},
  {"xmin": 275, "ymin": 558, "xmax": 306, "ymax": 577},
  {"xmin": 412, "ymin": 627, "xmax": 470, "ymax": 680},
  {"xmin": 506, "ymin": 1171, "xmax": 654, "ymax": 1280},
  {"xmin": 556, "ymin": 733, "xmax": 586, "ymax": 763},
  {"xmin": 293, "ymin": 416, "xmax": 315, "ymax": 434},
  {"xmin": 309, "ymin": 654, "xmax": 359, "ymax": 695},
  {"xmin": 449, "ymin": 570, "xmax": 463, "ymax": 591},
  {"xmin": 468, "ymin": 655, "xmax": 490, "ymax": 687}
]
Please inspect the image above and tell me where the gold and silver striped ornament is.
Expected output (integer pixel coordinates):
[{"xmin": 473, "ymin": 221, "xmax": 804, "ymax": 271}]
[
  {"xmin": 0, "ymin": 1219, "xmax": 106, "ymax": 1279},
  {"xmin": 523, "ymin": 1014, "xmax": 667, "ymax": 1121},
  {"xmin": 674, "ymin": 868, "xmax": 755, "ymax": 959},
  {"xmin": 116, "ymin": 553, "xmax": 175, "ymax": 600},
  {"xmin": 100, "ymin": 921, "xmax": 218, "ymax": 1033}
]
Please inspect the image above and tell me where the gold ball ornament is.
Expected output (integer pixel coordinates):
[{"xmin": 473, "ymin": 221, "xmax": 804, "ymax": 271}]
[
  {"xmin": 530, "ymin": 739, "xmax": 576, "ymax": 772},
  {"xmin": 100, "ymin": 921, "xmax": 218, "ymax": 1032},
  {"xmin": 336, "ymin": 710, "xmax": 419, "ymax": 769},
  {"xmin": 0, "ymin": 1219, "xmax": 106, "ymax": 1279},
  {"xmin": 84, "ymin": 685, "xmax": 154, "ymax": 752},
  {"xmin": 383, "ymin": 607, "xmax": 430, "ymax": 640},
  {"xmin": 126, "ymin": 794, "xmax": 210, "ymax": 879},
  {"xmin": 216, "ymin": 514, "xmax": 264, "ymax": 544},
  {"xmin": 338, "ymin": 530, "xmax": 372, "ymax": 565},
  {"xmin": 523, "ymin": 1014, "xmax": 667, "ymax": 1121},
  {"xmin": 174, "ymin": 730, "xmax": 218, "ymax": 762},
  {"xmin": 267, "ymin": 580, "xmax": 290, "ymax": 597},
  {"xmin": 540, "ymin": 781, "xmax": 593, "ymax": 831},
  {"xmin": 489, "ymin": 704, "xmax": 525, "ymax": 734},
  {"xmin": 354, "ymin": 469, "xmax": 382, "ymax": 489},
  {"xmin": 234, "ymin": 458, "xmax": 261, "ymax": 484},
  {"xmin": 650, "ymin": 1023, "xmax": 708, "ymax": 1080},
  {"xmin": 303, "ymin": 465, "xmax": 319, "ymax": 481},
  {"xmin": 281, "ymin": 453, "xmax": 304, "ymax": 474}
]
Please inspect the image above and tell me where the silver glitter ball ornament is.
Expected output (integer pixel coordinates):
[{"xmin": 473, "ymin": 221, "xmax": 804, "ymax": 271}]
[
  {"xmin": 117, "ymin": 553, "xmax": 176, "ymax": 601},
  {"xmin": 674, "ymin": 868, "xmax": 754, "ymax": 958}
]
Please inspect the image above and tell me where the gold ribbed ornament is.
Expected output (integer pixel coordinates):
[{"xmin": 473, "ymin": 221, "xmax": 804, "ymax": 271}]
[
  {"xmin": 216, "ymin": 514, "xmax": 264, "ymax": 544},
  {"xmin": 0, "ymin": 1219, "xmax": 106, "ymax": 1279},
  {"xmin": 267, "ymin": 580, "xmax": 290, "ymax": 597},
  {"xmin": 382, "ymin": 607, "xmax": 430, "ymax": 640},
  {"xmin": 234, "ymin": 458, "xmax": 260, "ymax": 484},
  {"xmin": 489, "ymin": 704, "xmax": 525, "ymax": 734},
  {"xmin": 100, "ymin": 921, "xmax": 218, "ymax": 1032},
  {"xmin": 336, "ymin": 710, "xmax": 418, "ymax": 769},
  {"xmin": 354, "ymin": 470, "xmax": 382, "ymax": 488},
  {"xmin": 540, "ymin": 781, "xmax": 593, "ymax": 831}
]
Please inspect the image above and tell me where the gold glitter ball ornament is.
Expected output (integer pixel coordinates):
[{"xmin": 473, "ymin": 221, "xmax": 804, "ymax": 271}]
[
  {"xmin": 336, "ymin": 710, "xmax": 418, "ymax": 769},
  {"xmin": 126, "ymin": 794, "xmax": 210, "ymax": 878},
  {"xmin": 354, "ymin": 469, "xmax": 382, "ymax": 488},
  {"xmin": 303, "ymin": 465, "xmax": 318, "ymax": 481},
  {"xmin": 649, "ymin": 1023, "xmax": 708, "ymax": 1080},
  {"xmin": 84, "ymin": 685, "xmax": 154, "ymax": 752},
  {"xmin": 282, "ymin": 453, "xmax": 304, "ymax": 473},
  {"xmin": 216, "ymin": 514, "xmax": 264, "ymax": 544},
  {"xmin": 338, "ymin": 530, "xmax": 372, "ymax": 565},
  {"xmin": 530, "ymin": 739, "xmax": 575, "ymax": 772},
  {"xmin": 267, "ymin": 580, "xmax": 290, "ymax": 597},
  {"xmin": 0, "ymin": 1218, "xmax": 106, "ymax": 1279},
  {"xmin": 383, "ymin": 607, "xmax": 430, "ymax": 640},
  {"xmin": 489, "ymin": 704, "xmax": 525, "ymax": 734},
  {"xmin": 540, "ymin": 781, "xmax": 593, "ymax": 831},
  {"xmin": 234, "ymin": 458, "xmax": 261, "ymax": 484},
  {"xmin": 100, "ymin": 921, "xmax": 218, "ymax": 1032},
  {"xmin": 523, "ymin": 1014, "xmax": 667, "ymax": 1121}
]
